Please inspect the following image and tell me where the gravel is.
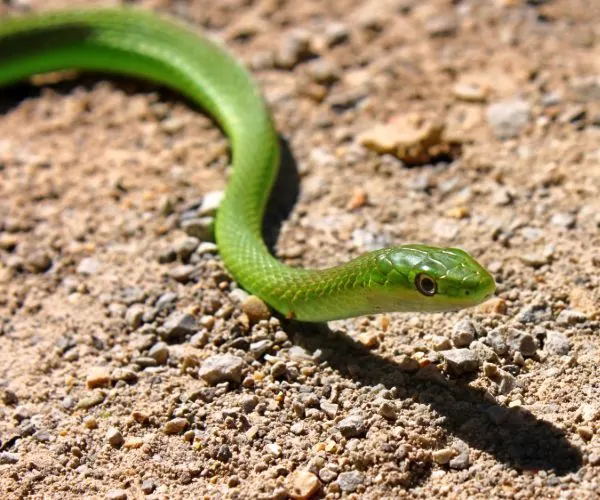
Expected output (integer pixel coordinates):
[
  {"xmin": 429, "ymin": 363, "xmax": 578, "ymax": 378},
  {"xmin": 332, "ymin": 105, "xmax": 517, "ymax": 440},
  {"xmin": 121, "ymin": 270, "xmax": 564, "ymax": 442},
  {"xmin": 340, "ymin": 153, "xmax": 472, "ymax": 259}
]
[
  {"xmin": 163, "ymin": 418, "xmax": 189, "ymax": 435},
  {"xmin": 241, "ymin": 295, "xmax": 271, "ymax": 323},
  {"xmin": 544, "ymin": 331, "xmax": 572, "ymax": 355},
  {"xmin": 161, "ymin": 312, "xmax": 198, "ymax": 341},
  {"xmin": 486, "ymin": 98, "xmax": 531, "ymax": 139},
  {"xmin": 198, "ymin": 354, "xmax": 244, "ymax": 385},
  {"xmin": 556, "ymin": 309, "xmax": 587, "ymax": 325},
  {"xmin": 106, "ymin": 427, "xmax": 124, "ymax": 448},
  {"xmin": 452, "ymin": 319, "xmax": 477, "ymax": 347},
  {"xmin": 439, "ymin": 348, "xmax": 480, "ymax": 375},
  {"xmin": 1, "ymin": 1, "xmax": 598, "ymax": 498},
  {"xmin": 337, "ymin": 471, "xmax": 364, "ymax": 492},
  {"xmin": 77, "ymin": 257, "xmax": 101, "ymax": 275},
  {"xmin": 181, "ymin": 217, "xmax": 214, "ymax": 241},
  {"xmin": 168, "ymin": 265, "xmax": 196, "ymax": 283},
  {"xmin": 148, "ymin": 342, "xmax": 169, "ymax": 364},
  {"xmin": 286, "ymin": 470, "xmax": 320, "ymax": 499},
  {"xmin": 338, "ymin": 413, "xmax": 367, "ymax": 438}
]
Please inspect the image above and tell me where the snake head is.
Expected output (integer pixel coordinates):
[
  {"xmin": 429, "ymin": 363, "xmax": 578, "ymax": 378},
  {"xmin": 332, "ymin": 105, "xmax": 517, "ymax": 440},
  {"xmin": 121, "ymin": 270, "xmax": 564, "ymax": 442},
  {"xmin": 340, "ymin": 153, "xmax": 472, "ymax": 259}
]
[{"xmin": 376, "ymin": 244, "xmax": 496, "ymax": 313}]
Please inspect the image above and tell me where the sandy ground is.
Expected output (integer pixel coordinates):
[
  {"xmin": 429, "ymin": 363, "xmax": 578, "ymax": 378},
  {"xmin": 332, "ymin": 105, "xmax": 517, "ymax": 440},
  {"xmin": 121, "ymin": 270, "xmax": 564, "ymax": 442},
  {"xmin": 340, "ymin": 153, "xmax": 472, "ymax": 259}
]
[{"xmin": 1, "ymin": 0, "xmax": 600, "ymax": 498}]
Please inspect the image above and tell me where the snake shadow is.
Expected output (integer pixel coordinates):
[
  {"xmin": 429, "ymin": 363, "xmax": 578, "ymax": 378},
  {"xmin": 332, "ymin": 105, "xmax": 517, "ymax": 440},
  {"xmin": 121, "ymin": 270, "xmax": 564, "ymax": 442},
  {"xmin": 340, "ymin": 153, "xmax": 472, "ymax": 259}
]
[
  {"xmin": 283, "ymin": 320, "xmax": 583, "ymax": 476},
  {"xmin": 1, "ymin": 75, "xmax": 582, "ymax": 476},
  {"xmin": 260, "ymin": 125, "xmax": 582, "ymax": 476}
]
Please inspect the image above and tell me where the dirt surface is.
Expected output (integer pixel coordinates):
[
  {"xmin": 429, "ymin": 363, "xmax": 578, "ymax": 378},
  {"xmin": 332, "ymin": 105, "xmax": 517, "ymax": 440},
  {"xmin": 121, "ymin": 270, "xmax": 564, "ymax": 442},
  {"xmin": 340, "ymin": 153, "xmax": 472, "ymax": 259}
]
[{"xmin": 1, "ymin": 0, "xmax": 600, "ymax": 498}]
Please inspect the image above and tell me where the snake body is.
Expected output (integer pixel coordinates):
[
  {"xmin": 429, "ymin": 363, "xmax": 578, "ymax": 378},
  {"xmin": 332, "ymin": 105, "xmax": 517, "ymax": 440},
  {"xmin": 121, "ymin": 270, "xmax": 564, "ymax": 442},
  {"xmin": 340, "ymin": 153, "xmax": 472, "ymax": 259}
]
[{"xmin": 0, "ymin": 9, "xmax": 495, "ymax": 322}]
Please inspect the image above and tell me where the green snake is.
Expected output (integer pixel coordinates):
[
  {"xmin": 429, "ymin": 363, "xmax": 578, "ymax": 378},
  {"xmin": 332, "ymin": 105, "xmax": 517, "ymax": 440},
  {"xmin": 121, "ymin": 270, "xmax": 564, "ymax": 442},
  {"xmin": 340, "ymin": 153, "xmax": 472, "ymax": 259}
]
[{"xmin": 0, "ymin": 8, "xmax": 496, "ymax": 322}]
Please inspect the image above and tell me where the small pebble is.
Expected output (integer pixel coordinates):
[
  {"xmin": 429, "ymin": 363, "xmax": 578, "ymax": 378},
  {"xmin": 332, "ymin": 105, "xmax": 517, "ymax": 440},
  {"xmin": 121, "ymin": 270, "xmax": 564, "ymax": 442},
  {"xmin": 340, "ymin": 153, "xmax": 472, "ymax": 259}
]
[
  {"xmin": 517, "ymin": 302, "xmax": 552, "ymax": 323},
  {"xmin": 137, "ymin": 357, "xmax": 161, "ymax": 371},
  {"xmin": 477, "ymin": 297, "xmax": 507, "ymax": 315},
  {"xmin": 498, "ymin": 370, "xmax": 517, "ymax": 395},
  {"xmin": 276, "ymin": 29, "xmax": 311, "ymax": 69},
  {"xmin": 509, "ymin": 331, "xmax": 537, "ymax": 357},
  {"xmin": 588, "ymin": 453, "xmax": 600, "ymax": 466},
  {"xmin": 486, "ymin": 99, "xmax": 530, "ymax": 139},
  {"xmin": 229, "ymin": 288, "xmax": 250, "ymax": 303},
  {"xmin": 25, "ymin": 251, "xmax": 52, "ymax": 273},
  {"xmin": 163, "ymin": 417, "xmax": 189, "ymax": 435},
  {"xmin": 439, "ymin": 349, "xmax": 479, "ymax": 375},
  {"xmin": 270, "ymin": 361, "xmax": 287, "ymax": 378},
  {"xmin": 482, "ymin": 362, "xmax": 499, "ymax": 378},
  {"xmin": 2, "ymin": 389, "xmax": 18, "ymax": 405},
  {"xmin": 449, "ymin": 439, "xmax": 470, "ymax": 470},
  {"xmin": 168, "ymin": 265, "xmax": 195, "ymax": 283},
  {"xmin": 241, "ymin": 395, "xmax": 259, "ymax": 413},
  {"xmin": 431, "ymin": 335, "xmax": 452, "ymax": 351},
  {"xmin": 106, "ymin": 427, "xmax": 124, "ymax": 448},
  {"xmin": 181, "ymin": 217, "xmax": 214, "ymax": 241},
  {"xmin": 378, "ymin": 401, "xmax": 397, "ymax": 420},
  {"xmin": 291, "ymin": 422, "xmax": 305, "ymax": 435},
  {"xmin": 425, "ymin": 13, "xmax": 458, "ymax": 37},
  {"xmin": 241, "ymin": 295, "xmax": 270, "ymax": 323},
  {"xmin": 556, "ymin": 309, "xmax": 587, "ymax": 325},
  {"xmin": 320, "ymin": 401, "xmax": 339, "ymax": 418},
  {"xmin": 520, "ymin": 252, "xmax": 550, "ymax": 268},
  {"xmin": 77, "ymin": 257, "xmax": 101, "ymax": 275},
  {"xmin": 289, "ymin": 345, "xmax": 313, "ymax": 362},
  {"xmin": 198, "ymin": 191, "xmax": 224, "ymax": 216},
  {"xmin": 190, "ymin": 331, "xmax": 209, "ymax": 347},
  {"xmin": 250, "ymin": 339, "xmax": 273, "ymax": 358},
  {"xmin": 125, "ymin": 304, "xmax": 145, "ymax": 329},
  {"xmin": 0, "ymin": 234, "xmax": 18, "ymax": 251},
  {"xmin": 141, "ymin": 479, "xmax": 156, "ymax": 494},
  {"xmin": 577, "ymin": 426, "xmax": 593, "ymax": 441},
  {"xmin": 550, "ymin": 212, "xmax": 576, "ymax": 229},
  {"xmin": 196, "ymin": 242, "xmax": 218, "ymax": 255},
  {"xmin": 131, "ymin": 411, "xmax": 150, "ymax": 425},
  {"xmin": 485, "ymin": 328, "xmax": 509, "ymax": 355},
  {"xmin": 306, "ymin": 59, "xmax": 339, "ymax": 84},
  {"xmin": 432, "ymin": 448, "xmax": 456, "ymax": 465},
  {"xmin": 286, "ymin": 469, "xmax": 320, "ymax": 500},
  {"xmin": 83, "ymin": 416, "xmax": 98, "ymax": 429},
  {"xmin": 397, "ymin": 355, "xmax": 419, "ymax": 373},
  {"xmin": 358, "ymin": 331, "xmax": 379, "ymax": 348},
  {"xmin": 174, "ymin": 236, "xmax": 200, "ymax": 260},
  {"xmin": 162, "ymin": 312, "xmax": 198, "ymax": 341},
  {"xmin": 155, "ymin": 292, "xmax": 178, "ymax": 312},
  {"xmin": 148, "ymin": 342, "xmax": 169, "ymax": 364},
  {"xmin": 106, "ymin": 490, "xmax": 127, "ymax": 500},
  {"xmin": 323, "ymin": 22, "xmax": 349, "ymax": 47},
  {"xmin": 216, "ymin": 444, "xmax": 232, "ymax": 462},
  {"xmin": 0, "ymin": 452, "xmax": 19, "ymax": 464},
  {"xmin": 544, "ymin": 331, "xmax": 572, "ymax": 355},
  {"xmin": 452, "ymin": 80, "xmax": 488, "ymax": 102},
  {"xmin": 198, "ymin": 354, "xmax": 244, "ymax": 385},
  {"xmin": 266, "ymin": 443, "xmax": 282, "ymax": 457},
  {"xmin": 123, "ymin": 437, "xmax": 144, "ymax": 449},
  {"xmin": 359, "ymin": 113, "xmax": 444, "ymax": 164},
  {"xmin": 337, "ymin": 470, "xmax": 364, "ymax": 493},
  {"xmin": 492, "ymin": 188, "xmax": 513, "ymax": 206},
  {"xmin": 86, "ymin": 366, "xmax": 111, "ymax": 389},
  {"xmin": 338, "ymin": 413, "xmax": 367, "ymax": 438},
  {"xmin": 319, "ymin": 467, "xmax": 338, "ymax": 483},
  {"xmin": 452, "ymin": 319, "xmax": 476, "ymax": 347}
]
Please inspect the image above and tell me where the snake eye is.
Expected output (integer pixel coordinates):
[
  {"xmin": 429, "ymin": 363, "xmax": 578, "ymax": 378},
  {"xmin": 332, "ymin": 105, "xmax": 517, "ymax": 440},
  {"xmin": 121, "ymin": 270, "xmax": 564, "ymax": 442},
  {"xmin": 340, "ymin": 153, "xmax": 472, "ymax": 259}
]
[{"xmin": 415, "ymin": 273, "xmax": 437, "ymax": 296}]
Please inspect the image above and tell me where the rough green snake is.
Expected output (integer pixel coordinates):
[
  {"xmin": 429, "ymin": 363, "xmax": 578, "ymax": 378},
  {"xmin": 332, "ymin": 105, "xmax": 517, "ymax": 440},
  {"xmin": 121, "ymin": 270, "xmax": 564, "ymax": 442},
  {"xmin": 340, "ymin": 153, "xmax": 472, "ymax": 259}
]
[{"xmin": 0, "ymin": 8, "xmax": 496, "ymax": 322}]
